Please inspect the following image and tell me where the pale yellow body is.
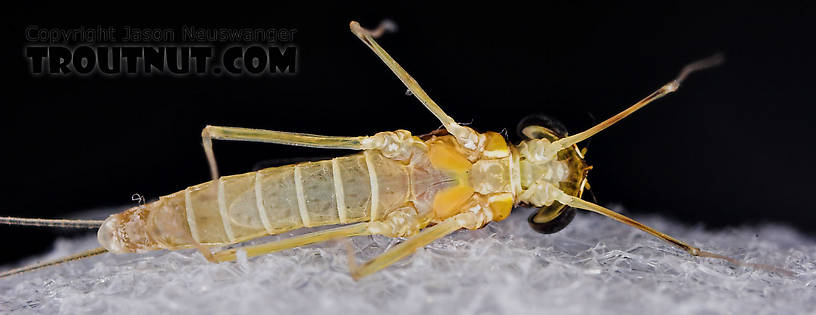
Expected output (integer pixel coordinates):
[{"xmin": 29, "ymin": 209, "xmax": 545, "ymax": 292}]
[
  {"xmin": 88, "ymin": 21, "xmax": 737, "ymax": 280},
  {"xmin": 0, "ymin": 21, "xmax": 749, "ymax": 280},
  {"xmin": 98, "ymin": 132, "xmax": 522, "ymax": 254}
]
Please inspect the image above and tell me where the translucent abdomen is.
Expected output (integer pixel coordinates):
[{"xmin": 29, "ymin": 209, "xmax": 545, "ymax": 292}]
[{"xmin": 98, "ymin": 151, "xmax": 412, "ymax": 253}]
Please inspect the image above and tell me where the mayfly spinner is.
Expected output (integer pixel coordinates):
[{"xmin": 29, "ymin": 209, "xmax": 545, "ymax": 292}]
[{"xmin": 1, "ymin": 21, "xmax": 791, "ymax": 279}]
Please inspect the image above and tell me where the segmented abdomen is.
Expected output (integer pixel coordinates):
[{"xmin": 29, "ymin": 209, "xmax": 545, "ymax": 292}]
[{"xmin": 149, "ymin": 150, "xmax": 410, "ymax": 248}]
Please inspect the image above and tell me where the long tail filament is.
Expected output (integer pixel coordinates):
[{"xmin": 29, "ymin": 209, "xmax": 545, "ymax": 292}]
[
  {"xmin": 0, "ymin": 216, "xmax": 104, "ymax": 229},
  {"xmin": 0, "ymin": 247, "xmax": 108, "ymax": 278},
  {"xmin": 0, "ymin": 216, "xmax": 106, "ymax": 278}
]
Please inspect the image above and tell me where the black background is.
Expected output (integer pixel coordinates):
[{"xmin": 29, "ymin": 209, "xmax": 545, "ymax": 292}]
[{"xmin": 2, "ymin": 2, "xmax": 815, "ymax": 264}]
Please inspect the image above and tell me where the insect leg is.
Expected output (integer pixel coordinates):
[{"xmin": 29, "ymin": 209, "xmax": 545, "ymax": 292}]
[
  {"xmin": 214, "ymin": 205, "xmax": 423, "ymax": 262},
  {"xmin": 202, "ymin": 125, "xmax": 416, "ymax": 180},
  {"xmin": 348, "ymin": 212, "xmax": 478, "ymax": 280},
  {"xmin": 211, "ymin": 222, "xmax": 371, "ymax": 262},
  {"xmin": 543, "ymin": 53, "xmax": 724, "ymax": 156},
  {"xmin": 349, "ymin": 21, "xmax": 482, "ymax": 151},
  {"xmin": 554, "ymin": 192, "xmax": 794, "ymax": 276}
]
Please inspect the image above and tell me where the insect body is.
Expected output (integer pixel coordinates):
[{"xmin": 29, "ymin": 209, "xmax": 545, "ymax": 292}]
[
  {"xmin": 99, "ymin": 130, "xmax": 514, "ymax": 254},
  {"xmin": 2, "ymin": 21, "xmax": 787, "ymax": 279}
]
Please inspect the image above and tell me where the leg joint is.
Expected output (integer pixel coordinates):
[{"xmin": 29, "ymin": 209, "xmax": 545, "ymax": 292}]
[
  {"xmin": 362, "ymin": 130, "xmax": 424, "ymax": 161},
  {"xmin": 367, "ymin": 205, "xmax": 422, "ymax": 238}
]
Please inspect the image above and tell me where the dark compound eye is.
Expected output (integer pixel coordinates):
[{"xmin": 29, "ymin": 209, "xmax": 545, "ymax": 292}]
[
  {"xmin": 528, "ymin": 207, "xmax": 577, "ymax": 234},
  {"xmin": 516, "ymin": 113, "xmax": 569, "ymax": 140}
]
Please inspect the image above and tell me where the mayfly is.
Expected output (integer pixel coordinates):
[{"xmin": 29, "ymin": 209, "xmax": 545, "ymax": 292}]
[{"xmin": 1, "ymin": 21, "xmax": 791, "ymax": 280}]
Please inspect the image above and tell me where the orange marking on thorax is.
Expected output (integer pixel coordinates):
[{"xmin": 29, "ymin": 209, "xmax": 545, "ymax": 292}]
[
  {"xmin": 432, "ymin": 185, "xmax": 476, "ymax": 219},
  {"xmin": 427, "ymin": 134, "xmax": 514, "ymax": 221},
  {"xmin": 427, "ymin": 138, "xmax": 475, "ymax": 219},
  {"xmin": 482, "ymin": 131, "xmax": 509, "ymax": 158},
  {"xmin": 486, "ymin": 193, "xmax": 513, "ymax": 221},
  {"xmin": 428, "ymin": 140, "xmax": 472, "ymax": 172}
]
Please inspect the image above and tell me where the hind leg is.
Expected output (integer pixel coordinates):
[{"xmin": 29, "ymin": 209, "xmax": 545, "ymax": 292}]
[
  {"xmin": 212, "ymin": 222, "xmax": 372, "ymax": 262},
  {"xmin": 349, "ymin": 21, "xmax": 483, "ymax": 153},
  {"xmin": 202, "ymin": 126, "xmax": 420, "ymax": 179},
  {"xmin": 212, "ymin": 204, "xmax": 423, "ymax": 263},
  {"xmin": 347, "ymin": 212, "xmax": 480, "ymax": 280}
]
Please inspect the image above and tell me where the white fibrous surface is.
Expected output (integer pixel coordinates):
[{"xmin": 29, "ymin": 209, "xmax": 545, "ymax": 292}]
[{"xmin": 2, "ymin": 206, "xmax": 815, "ymax": 314}]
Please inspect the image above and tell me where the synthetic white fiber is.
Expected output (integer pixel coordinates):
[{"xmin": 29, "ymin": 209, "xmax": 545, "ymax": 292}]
[{"xmin": 2, "ymin": 206, "xmax": 814, "ymax": 314}]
